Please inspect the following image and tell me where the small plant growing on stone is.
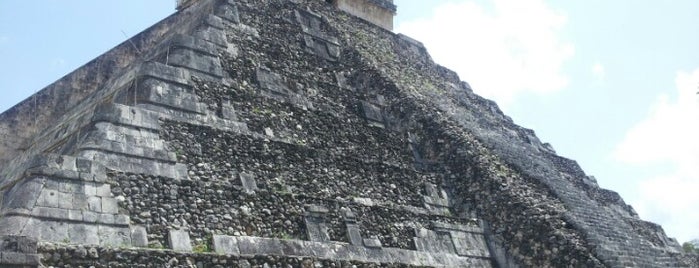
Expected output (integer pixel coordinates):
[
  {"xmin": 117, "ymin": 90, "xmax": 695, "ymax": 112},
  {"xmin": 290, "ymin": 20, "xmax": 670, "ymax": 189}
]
[
  {"xmin": 278, "ymin": 232, "xmax": 294, "ymax": 240},
  {"xmin": 147, "ymin": 242, "xmax": 165, "ymax": 249},
  {"xmin": 193, "ymin": 243, "xmax": 210, "ymax": 253}
]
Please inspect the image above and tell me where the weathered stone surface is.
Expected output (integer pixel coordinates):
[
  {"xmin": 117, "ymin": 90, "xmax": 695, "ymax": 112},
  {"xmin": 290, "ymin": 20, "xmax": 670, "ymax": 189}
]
[
  {"xmin": 334, "ymin": 0, "xmax": 396, "ymax": 30},
  {"xmin": 239, "ymin": 172, "xmax": 258, "ymax": 194},
  {"xmin": 212, "ymin": 234, "xmax": 239, "ymax": 255},
  {"xmin": 69, "ymin": 224, "xmax": 99, "ymax": 245},
  {"xmin": 130, "ymin": 226, "xmax": 148, "ymax": 248},
  {"xmin": 168, "ymin": 229, "xmax": 192, "ymax": 252},
  {"xmin": 0, "ymin": 0, "xmax": 691, "ymax": 267}
]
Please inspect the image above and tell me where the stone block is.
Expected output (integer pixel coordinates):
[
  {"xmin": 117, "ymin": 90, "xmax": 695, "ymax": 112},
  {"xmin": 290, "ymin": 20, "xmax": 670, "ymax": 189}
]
[
  {"xmin": 215, "ymin": 3, "xmax": 240, "ymax": 23},
  {"xmin": 3, "ymin": 178, "xmax": 43, "ymax": 210},
  {"xmin": 204, "ymin": 14, "xmax": 225, "ymax": 29},
  {"xmin": 450, "ymin": 231, "xmax": 490, "ymax": 258},
  {"xmin": 87, "ymin": 196, "xmax": 102, "ymax": 212},
  {"xmin": 363, "ymin": 237, "xmax": 382, "ymax": 248},
  {"xmin": 83, "ymin": 183, "xmax": 97, "ymax": 196},
  {"xmin": 0, "ymin": 217, "xmax": 28, "ymax": 236},
  {"xmin": 384, "ymin": 248, "xmax": 418, "ymax": 266},
  {"xmin": 301, "ymin": 34, "xmax": 341, "ymax": 61},
  {"xmin": 139, "ymin": 78, "xmax": 205, "ymax": 115},
  {"xmin": 115, "ymin": 215, "xmax": 130, "ymax": 226},
  {"xmin": 36, "ymin": 189, "xmax": 59, "ymax": 208},
  {"xmin": 236, "ymin": 236, "xmax": 282, "ymax": 256},
  {"xmin": 98, "ymin": 213, "xmax": 115, "ymax": 225},
  {"xmin": 0, "ymin": 236, "xmax": 38, "ymax": 253},
  {"xmin": 79, "ymin": 172, "xmax": 96, "ymax": 182},
  {"xmin": 99, "ymin": 226, "xmax": 131, "ymax": 248},
  {"xmin": 219, "ymin": 100, "xmax": 237, "ymax": 120},
  {"xmin": 58, "ymin": 181, "xmax": 80, "ymax": 193},
  {"xmin": 256, "ymin": 68, "xmax": 289, "ymax": 96},
  {"xmin": 69, "ymin": 224, "xmax": 99, "ymax": 245},
  {"xmin": 167, "ymin": 48, "xmax": 224, "ymax": 78},
  {"xmin": 346, "ymin": 223, "xmax": 363, "ymax": 246},
  {"xmin": 212, "ymin": 235, "xmax": 239, "ymax": 254},
  {"xmin": 306, "ymin": 204, "xmax": 329, "ymax": 214},
  {"xmin": 364, "ymin": 247, "xmax": 389, "ymax": 263},
  {"xmin": 432, "ymin": 221, "xmax": 482, "ymax": 234},
  {"xmin": 76, "ymin": 158, "xmax": 92, "ymax": 173},
  {"xmin": 72, "ymin": 194, "xmax": 89, "ymax": 210},
  {"xmin": 83, "ymin": 211, "xmax": 99, "ymax": 223},
  {"xmin": 95, "ymin": 183, "xmax": 112, "ymax": 197},
  {"xmin": 424, "ymin": 183, "xmax": 439, "ymax": 198},
  {"xmin": 101, "ymin": 197, "xmax": 119, "ymax": 214},
  {"xmin": 168, "ymin": 229, "xmax": 192, "ymax": 252},
  {"xmin": 25, "ymin": 253, "xmax": 41, "ymax": 265},
  {"xmin": 239, "ymin": 173, "xmax": 258, "ymax": 194},
  {"xmin": 44, "ymin": 180, "xmax": 61, "ymax": 191},
  {"xmin": 57, "ymin": 192, "xmax": 73, "ymax": 209},
  {"xmin": 345, "ymin": 245, "xmax": 369, "ymax": 262},
  {"xmin": 92, "ymin": 170, "xmax": 108, "ymax": 183},
  {"xmin": 334, "ymin": 0, "xmax": 396, "ymax": 30},
  {"xmin": 304, "ymin": 205, "xmax": 330, "ymax": 242},
  {"xmin": 32, "ymin": 207, "xmax": 69, "ymax": 220},
  {"xmin": 38, "ymin": 220, "xmax": 70, "ymax": 243},
  {"xmin": 341, "ymin": 208, "xmax": 356, "ymax": 220},
  {"xmin": 68, "ymin": 209, "xmax": 83, "ymax": 221},
  {"xmin": 324, "ymin": 243, "xmax": 351, "ymax": 260},
  {"xmin": 0, "ymin": 252, "xmax": 26, "ymax": 264},
  {"xmin": 279, "ymin": 239, "xmax": 311, "ymax": 256},
  {"xmin": 131, "ymin": 226, "xmax": 149, "ymax": 248},
  {"xmin": 194, "ymin": 26, "xmax": 227, "ymax": 48},
  {"xmin": 139, "ymin": 61, "xmax": 190, "ymax": 86},
  {"xmin": 360, "ymin": 101, "xmax": 383, "ymax": 123},
  {"xmin": 413, "ymin": 228, "xmax": 456, "ymax": 254}
]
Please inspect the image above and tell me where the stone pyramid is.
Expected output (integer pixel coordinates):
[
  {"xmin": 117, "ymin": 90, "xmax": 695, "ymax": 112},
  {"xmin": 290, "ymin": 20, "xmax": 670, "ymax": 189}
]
[{"xmin": 0, "ymin": 0, "xmax": 693, "ymax": 267}]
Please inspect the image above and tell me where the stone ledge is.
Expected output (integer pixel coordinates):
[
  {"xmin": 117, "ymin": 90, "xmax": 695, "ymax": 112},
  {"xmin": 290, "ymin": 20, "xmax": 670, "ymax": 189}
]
[
  {"xmin": 92, "ymin": 103, "xmax": 161, "ymax": 131},
  {"xmin": 139, "ymin": 62, "xmax": 191, "ymax": 87},
  {"xmin": 212, "ymin": 235, "xmax": 487, "ymax": 267},
  {"xmin": 432, "ymin": 221, "xmax": 483, "ymax": 234},
  {"xmin": 203, "ymin": 14, "xmax": 226, "ymax": 30},
  {"xmin": 15, "ymin": 155, "xmax": 108, "ymax": 189},
  {"xmin": 170, "ymin": 34, "xmax": 220, "ymax": 57},
  {"xmin": 3, "ymin": 208, "xmax": 129, "ymax": 228},
  {"xmin": 214, "ymin": 2, "xmax": 240, "ymax": 24},
  {"xmin": 166, "ymin": 48, "xmax": 224, "ymax": 78},
  {"xmin": 194, "ymin": 25, "xmax": 228, "ymax": 48},
  {"xmin": 0, "ymin": 236, "xmax": 65, "ymax": 265},
  {"xmin": 137, "ymin": 78, "xmax": 208, "ymax": 115},
  {"xmin": 78, "ymin": 150, "xmax": 188, "ymax": 179},
  {"xmin": 0, "ymin": 252, "xmax": 41, "ymax": 266}
]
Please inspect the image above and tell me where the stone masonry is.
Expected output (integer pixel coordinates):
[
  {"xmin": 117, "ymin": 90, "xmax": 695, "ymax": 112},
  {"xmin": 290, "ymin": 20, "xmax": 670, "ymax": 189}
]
[{"xmin": 0, "ymin": 0, "xmax": 695, "ymax": 267}]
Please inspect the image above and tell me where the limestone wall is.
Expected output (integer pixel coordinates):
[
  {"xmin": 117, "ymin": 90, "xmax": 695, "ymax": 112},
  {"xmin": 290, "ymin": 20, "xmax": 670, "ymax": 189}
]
[
  {"xmin": 0, "ymin": 0, "xmax": 220, "ymax": 172},
  {"xmin": 334, "ymin": 0, "xmax": 395, "ymax": 30},
  {"xmin": 0, "ymin": 0, "xmax": 693, "ymax": 267}
]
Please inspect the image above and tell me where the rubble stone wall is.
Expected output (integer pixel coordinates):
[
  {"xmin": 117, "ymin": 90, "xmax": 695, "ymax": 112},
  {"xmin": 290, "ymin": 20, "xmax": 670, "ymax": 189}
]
[{"xmin": 0, "ymin": 0, "xmax": 694, "ymax": 267}]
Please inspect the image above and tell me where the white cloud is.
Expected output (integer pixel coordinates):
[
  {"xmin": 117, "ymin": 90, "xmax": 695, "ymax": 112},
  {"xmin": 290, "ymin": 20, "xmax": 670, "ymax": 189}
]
[
  {"xmin": 395, "ymin": 0, "xmax": 574, "ymax": 108},
  {"xmin": 614, "ymin": 68, "xmax": 699, "ymax": 243},
  {"xmin": 592, "ymin": 62, "xmax": 605, "ymax": 80}
]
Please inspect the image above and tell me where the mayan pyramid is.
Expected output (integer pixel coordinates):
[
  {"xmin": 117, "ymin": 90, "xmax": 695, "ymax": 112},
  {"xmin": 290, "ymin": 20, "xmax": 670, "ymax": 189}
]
[{"xmin": 0, "ymin": 0, "xmax": 693, "ymax": 267}]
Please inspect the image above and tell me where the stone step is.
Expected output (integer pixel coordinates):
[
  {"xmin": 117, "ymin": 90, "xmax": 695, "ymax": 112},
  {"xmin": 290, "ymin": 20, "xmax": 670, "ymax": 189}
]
[
  {"xmin": 82, "ymin": 123, "xmax": 168, "ymax": 153},
  {"xmin": 136, "ymin": 77, "xmax": 208, "ymax": 115},
  {"xmin": 78, "ymin": 149, "xmax": 187, "ymax": 179}
]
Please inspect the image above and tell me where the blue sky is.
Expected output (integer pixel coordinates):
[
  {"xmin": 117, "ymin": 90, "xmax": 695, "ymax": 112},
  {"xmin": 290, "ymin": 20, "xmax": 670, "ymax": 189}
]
[{"xmin": 1, "ymin": 1, "xmax": 698, "ymax": 243}]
